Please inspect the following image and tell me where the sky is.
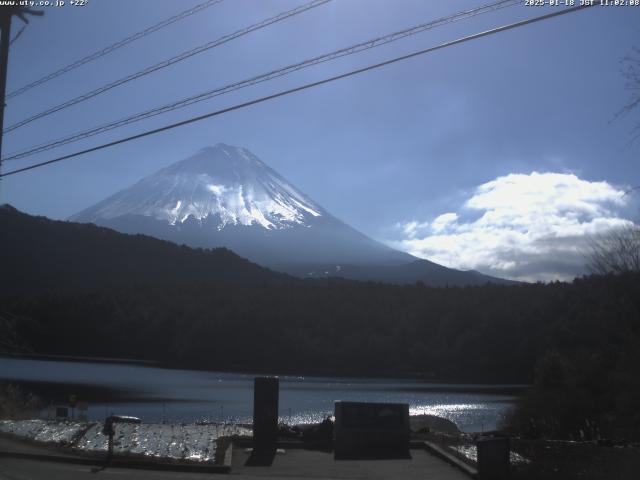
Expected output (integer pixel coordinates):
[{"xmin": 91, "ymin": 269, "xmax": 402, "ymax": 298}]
[{"xmin": 1, "ymin": 0, "xmax": 639, "ymax": 282}]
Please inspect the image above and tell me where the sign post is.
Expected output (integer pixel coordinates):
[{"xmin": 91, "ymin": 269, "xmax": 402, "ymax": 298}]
[{"xmin": 69, "ymin": 394, "xmax": 77, "ymax": 420}]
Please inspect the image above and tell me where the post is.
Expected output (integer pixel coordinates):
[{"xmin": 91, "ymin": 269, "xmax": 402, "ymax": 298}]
[
  {"xmin": 102, "ymin": 417, "xmax": 115, "ymax": 464},
  {"xmin": 69, "ymin": 394, "xmax": 77, "ymax": 420},
  {"xmin": 77, "ymin": 401, "xmax": 88, "ymax": 422},
  {"xmin": 0, "ymin": 11, "xmax": 12, "ymax": 166},
  {"xmin": 0, "ymin": 6, "xmax": 43, "ymax": 173},
  {"xmin": 253, "ymin": 377, "xmax": 279, "ymax": 455},
  {"xmin": 107, "ymin": 432, "xmax": 114, "ymax": 462},
  {"xmin": 102, "ymin": 415, "xmax": 141, "ymax": 465}
]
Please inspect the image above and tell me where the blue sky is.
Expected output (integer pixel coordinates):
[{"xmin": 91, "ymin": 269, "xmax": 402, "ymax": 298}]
[{"xmin": 1, "ymin": 0, "xmax": 639, "ymax": 280}]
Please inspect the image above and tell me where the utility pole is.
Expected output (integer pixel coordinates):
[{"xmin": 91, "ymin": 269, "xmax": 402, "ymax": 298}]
[
  {"xmin": 0, "ymin": 6, "xmax": 43, "ymax": 176},
  {"xmin": 0, "ymin": 9, "xmax": 13, "ymax": 169}
]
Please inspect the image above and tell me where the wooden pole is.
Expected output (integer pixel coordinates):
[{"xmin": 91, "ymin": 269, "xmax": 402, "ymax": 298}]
[{"xmin": 0, "ymin": 11, "xmax": 12, "ymax": 169}]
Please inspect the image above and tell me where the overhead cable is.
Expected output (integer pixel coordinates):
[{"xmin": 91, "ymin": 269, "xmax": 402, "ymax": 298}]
[
  {"xmin": 3, "ymin": 0, "xmax": 518, "ymax": 161},
  {"xmin": 6, "ymin": 0, "xmax": 225, "ymax": 100},
  {"xmin": 0, "ymin": 4, "xmax": 594, "ymax": 179},
  {"xmin": 3, "ymin": 0, "xmax": 331, "ymax": 133}
]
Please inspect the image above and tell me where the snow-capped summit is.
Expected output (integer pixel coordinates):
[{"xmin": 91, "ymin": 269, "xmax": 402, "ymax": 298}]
[{"xmin": 73, "ymin": 144, "xmax": 323, "ymax": 231}]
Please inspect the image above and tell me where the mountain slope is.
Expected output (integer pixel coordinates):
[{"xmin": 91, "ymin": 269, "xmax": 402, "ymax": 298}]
[
  {"xmin": 71, "ymin": 144, "xmax": 512, "ymax": 286},
  {"xmin": 0, "ymin": 205, "xmax": 290, "ymax": 295},
  {"xmin": 71, "ymin": 144, "xmax": 413, "ymax": 268}
]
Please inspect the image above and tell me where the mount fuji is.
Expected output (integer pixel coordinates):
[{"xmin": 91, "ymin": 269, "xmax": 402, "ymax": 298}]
[{"xmin": 71, "ymin": 144, "xmax": 510, "ymax": 286}]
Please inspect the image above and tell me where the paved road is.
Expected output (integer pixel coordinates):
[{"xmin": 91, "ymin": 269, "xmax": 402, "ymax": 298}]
[
  {"xmin": 0, "ymin": 448, "xmax": 471, "ymax": 480},
  {"xmin": 230, "ymin": 446, "xmax": 471, "ymax": 479},
  {"xmin": 0, "ymin": 452, "xmax": 471, "ymax": 480},
  {"xmin": 0, "ymin": 435, "xmax": 471, "ymax": 480},
  {"xmin": 0, "ymin": 458, "xmax": 216, "ymax": 479}
]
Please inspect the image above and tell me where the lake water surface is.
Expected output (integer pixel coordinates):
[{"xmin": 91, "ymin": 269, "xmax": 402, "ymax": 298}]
[{"xmin": 0, "ymin": 357, "xmax": 523, "ymax": 432}]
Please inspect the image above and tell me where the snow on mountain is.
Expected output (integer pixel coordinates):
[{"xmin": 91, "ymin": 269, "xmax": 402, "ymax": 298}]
[{"xmin": 74, "ymin": 144, "xmax": 323, "ymax": 231}]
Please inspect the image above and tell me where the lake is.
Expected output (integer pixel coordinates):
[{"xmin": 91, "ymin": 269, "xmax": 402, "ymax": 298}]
[{"xmin": 0, "ymin": 357, "xmax": 524, "ymax": 432}]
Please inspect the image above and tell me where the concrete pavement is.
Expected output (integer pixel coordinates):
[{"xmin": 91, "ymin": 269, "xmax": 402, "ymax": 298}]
[
  {"xmin": 229, "ymin": 445, "xmax": 471, "ymax": 479},
  {"xmin": 0, "ymin": 457, "xmax": 216, "ymax": 480},
  {"xmin": 0, "ymin": 449, "xmax": 471, "ymax": 480},
  {"xmin": 0, "ymin": 434, "xmax": 472, "ymax": 479}
]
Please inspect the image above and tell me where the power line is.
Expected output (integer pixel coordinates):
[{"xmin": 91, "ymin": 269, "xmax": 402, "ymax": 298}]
[
  {"xmin": 5, "ymin": 0, "xmax": 225, "ymax": 100},
  {"xmin": 3, "ymin": 0, "xmax": 331, "ymax": 134},
  {"xmin": 0, "ymin": 3, "xmax": 594, "ymax": 179},
  {"xmin": 3, "ymin": 0, "xmax": 519, "ymax": 162},
  {"xmin": 9, "ymin": 24, "xmax": 27, "ymax": 46}
]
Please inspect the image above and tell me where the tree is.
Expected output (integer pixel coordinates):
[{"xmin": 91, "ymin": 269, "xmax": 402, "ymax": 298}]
[
  {"xmin": 617, "ymin": 46, "xmax": 640, "ymax": 144},
  {"xmin": 587, "ymin": 225, "xmax": 640, "ymax": 275}
]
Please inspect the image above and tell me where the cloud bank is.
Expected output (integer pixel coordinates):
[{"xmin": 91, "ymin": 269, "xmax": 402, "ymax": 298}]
[{"xmin": 394, "ymin": 172, "xmax": 636, "ymax": 281}]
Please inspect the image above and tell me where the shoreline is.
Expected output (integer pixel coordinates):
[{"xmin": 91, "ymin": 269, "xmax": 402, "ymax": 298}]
[
  {"xmin": 4, "ymin": 417, "xmax": 639, "ymax": 479},
  {"xmin": 0, "ymin": 354, "xmax": 530, "ymax": 392}
]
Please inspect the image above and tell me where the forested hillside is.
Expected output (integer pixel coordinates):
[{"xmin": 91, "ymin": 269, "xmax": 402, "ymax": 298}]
[{"xmin": 0, "ymin": 205, "xmax": 290, "ymax": 295}]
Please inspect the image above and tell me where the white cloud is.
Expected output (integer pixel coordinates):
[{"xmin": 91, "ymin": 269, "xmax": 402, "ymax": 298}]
[
  {"xmin": 431, "ymin": 213, "xmax": 458, "ymax": 233},
  {"xmin": 394, "ymin": 172, "xmax": 636, "ymax": 282},
  {"xmin": 397, "ymin": 220, "xmax": 430, "ymax": 239}
]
